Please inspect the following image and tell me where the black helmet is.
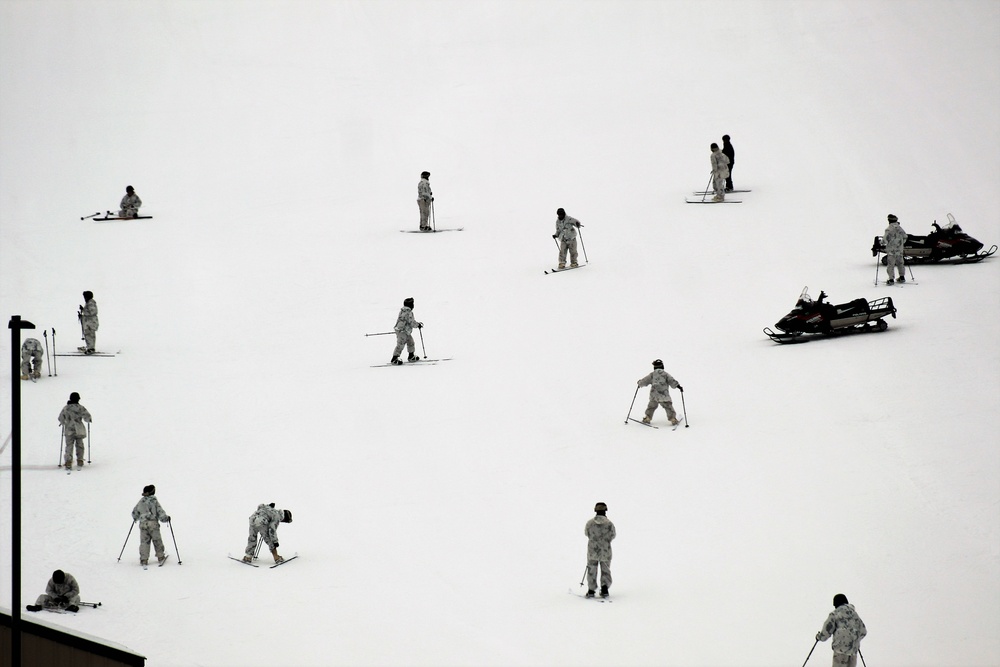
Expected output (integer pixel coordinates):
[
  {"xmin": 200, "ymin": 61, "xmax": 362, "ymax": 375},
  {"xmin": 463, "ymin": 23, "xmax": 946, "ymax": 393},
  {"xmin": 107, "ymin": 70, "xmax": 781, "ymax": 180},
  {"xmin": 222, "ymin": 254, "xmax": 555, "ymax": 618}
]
[
  {"xmin": 722, "ymin": 134, "xmax": 731, "ymax": 142},
  {"xmin": 887, "ymin": 214, "xmax": 898, "ymax": 223},
  {"xmin": 282, "ymin": 510, "xmax": 293, "ymax": 523},
  {"xmin": 53, "ymin": 570, "xmax": 66, "ymax": 584},
  {"xmin": 83, "ymin": 291, "xmax": 93, "ymax": 301},
  {"xmin": 420, "ymin": 171, "xmax": 430, "ymax": 178},
  {"xmin": 833, "ymin": 593, "xmax": 849, "ymax": 607},
  {"xmin": 126, "ymin": 185, "xmax": 134, "ymax": 194},
  {"xmin": 143, "ymin": 484, "xmax": 156, "ymax": 496},
  {"xmin": 69, "ymin": 392, "xmax": 80, "ymax": 403},
  {"xmin": 594, "ymin": 502, "xmax": 608, "ymax": 514},
  {"xmin": 403, "ymin": 297, "xmax": 414, "ymax": 308},
  {"xmin": 652, "ymin": 359, "xmax": 664, "ymax": 369}
]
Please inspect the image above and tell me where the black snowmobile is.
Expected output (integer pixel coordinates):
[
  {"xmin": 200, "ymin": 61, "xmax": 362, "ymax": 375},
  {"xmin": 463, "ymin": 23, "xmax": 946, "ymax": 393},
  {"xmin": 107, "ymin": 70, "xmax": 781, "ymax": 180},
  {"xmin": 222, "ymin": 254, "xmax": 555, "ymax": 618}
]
[
  {"xmin": 871, "ymin": 213, "xmax": 996, "ymax": 264},
  {"xmin": 764, "ymin": 287, "xmax": 896, "ymax": 344}
]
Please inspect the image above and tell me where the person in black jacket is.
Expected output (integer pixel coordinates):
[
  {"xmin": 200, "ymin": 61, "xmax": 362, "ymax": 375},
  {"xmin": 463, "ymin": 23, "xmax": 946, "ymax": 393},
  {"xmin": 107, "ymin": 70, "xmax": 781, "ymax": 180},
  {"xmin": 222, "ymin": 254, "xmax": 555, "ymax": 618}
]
[{"xmin": 722, "ymin": 135, "xmax": 735, "ymax": 192}]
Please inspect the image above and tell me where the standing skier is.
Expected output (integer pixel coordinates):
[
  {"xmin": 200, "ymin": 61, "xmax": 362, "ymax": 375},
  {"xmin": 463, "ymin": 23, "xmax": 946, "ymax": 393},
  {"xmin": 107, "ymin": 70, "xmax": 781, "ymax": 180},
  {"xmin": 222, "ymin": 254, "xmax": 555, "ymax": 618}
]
[
  {"xmin": 637, "ymin": 359, "xmax": 683, "ymax": 426},
  {"xmin": 883, "ymin": 214, "xmax": 907, "ymax": 285},
  {"xmin": 710, "ymin": 143, "xmax": 730, "ymax": 202},
  {"xmin": 26, "ymin": 570, "xmax": 81, "ymax": 613},
  {"xmin": 243, "ymin": 503, "xmax": 293, "ymax": 564},
  {"xmin": 417, "ymin": 171, "xmax": 433, "ymax": 231},
  {"xmin": 721, "ymin": 135, "xmax": 735, "ymax": 192},
  {"xmin": 77, "ymin": 290, "xmax": 99, "ymax": 354},
  {"xmin": 552, "ymin": 208, "xmax": 581, "ymax": 269},
  {"xmin": 390, "ymin": 297, "xmax": 423, "ymax": 365},
  {"xmin": 119, "ymin": 185, "xmax": 142, "ymax": 218},
  {"xmin": 584, "ymin": 502, "xmax": 616, "ymax": 598},
  {"xmin": 20, "ymin": 337, "xmax": 43, "ymax": 380},
  {"xmin": 131, "ymin": 484, "xmax": 171, "ymax": 567},
  {"xmin": 816, "ymin": 594, "xmax": 867, "ymax": 667},
  {"xmin": 57, "ymin": 392, "xmax": 91, "ymax": 470}
]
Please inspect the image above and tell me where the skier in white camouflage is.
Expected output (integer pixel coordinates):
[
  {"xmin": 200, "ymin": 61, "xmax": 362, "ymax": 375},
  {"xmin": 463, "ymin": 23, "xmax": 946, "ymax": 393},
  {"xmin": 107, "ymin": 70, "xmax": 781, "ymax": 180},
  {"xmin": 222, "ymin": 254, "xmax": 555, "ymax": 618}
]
[
  {"xmin": 417, "ymin": 171, "xmax": 433, "ymax": 231},
  {"xmin": 20, "ymin": 337, "xmax": 44, "ymax": 380},
  {"xmin": 637, "ymin": 359, "xmax": 683, "ymax": 426},
  {"xmin": 710, "ymin": 142, "xmax": 730, "ymax": 202},
  {"xmin": 131, "ymin": 484, "xmax": 171, "ymax": 566},
  {"xmin": 552, "ymin": 208, "xmax": 581, "ymax": 269},
  {"xmin": 584, "ymin": 502, "xmax": 616, "ymax": 598},
  {"xmin": 243, "ymin": 503, "xmax": 293, "ymax": 564},
  {"xmin": 816, "ymin": 593, "xmax": 867, "ymax": 667},
  {"xmin": 78, "ymin": 290, "xmax": 99, "ymax": 354},
  {"xmin": 26, "ymin": 570, "xmax": 81, "ymax": 613},
  {"xmin": 58, "ymin": 392, "xmax": 91, "ymax": 470},
  {"xmin": 118, "ymin": 185, "xmax": 142, "ymax": 218},
  {"xmin": 390, "ymin": 297, "xmax": 423, "ymax": 365},
  {"xmin": 883, "ymin": 213, "xmax": 907, "ymax": 285}
]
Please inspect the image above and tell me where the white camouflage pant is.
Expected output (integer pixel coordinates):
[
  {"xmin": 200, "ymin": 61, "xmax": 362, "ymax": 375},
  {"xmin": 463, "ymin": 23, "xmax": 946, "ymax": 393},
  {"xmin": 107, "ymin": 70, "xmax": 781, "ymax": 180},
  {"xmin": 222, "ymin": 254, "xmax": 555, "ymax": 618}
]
[
  {"xmin": 21, "ymin": 349, "xmax": 42, "ymax": 375},
  {"xmin": 559, "ymin": 237, "xmax": 578, "ymax": 265},
  {"xmin": 645, "ymin": 398, "xmax": 677, "ymax": 421},
  {"xmin": 246, "ymin": 522, "xmax": 277, "ymax": 556},
  {"xmin": 832, "ymin": 654, "xmax": 857, "ymax": 667},
  {"xmin": 886, "ymin": 254, "xmax": 905, "ymax": 280},
  {"xmin": 587, "ymin": 560, "xmax": 612, "ymax": 591},
  {"xmin": 393, "ymin": 331, "xmax": 415, "ymax": 358},
  {"xmin": 417, "ymin": 199, "xmax": 431, "ymax": 228},
  {"xmin": 64, "ymin": 433, "xmax": 85, "ymax": 465},
  {"xmin": 139, "ymin": 520, "xmax": 166, "ymax": 562}
]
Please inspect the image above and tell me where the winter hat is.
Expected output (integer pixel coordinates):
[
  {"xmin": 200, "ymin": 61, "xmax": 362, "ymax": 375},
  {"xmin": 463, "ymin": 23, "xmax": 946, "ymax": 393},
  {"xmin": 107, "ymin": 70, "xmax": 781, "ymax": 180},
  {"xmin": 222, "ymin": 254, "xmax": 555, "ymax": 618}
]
[
  {"xmin": 143, "ymin": 484, "xmax": 156, "ymax": 496},
  {"xmin": 710, "ymin": 143, "xmax": 719, "ymax": 150},
  {"xmin": 556, "ymin": 208, "xmax": 566, "ymax": 216},
  {"xmin": 126, "ymin": 185, "xmax": 134, "ymax": 194},
  {"xmin": 722, "ymin": 134, "xmax": 731, "ymax": 142},
  {"xmin": 594, "ymin": 502, "xmax": 608, "ymax": 514},
  {"xmin": 887, "ymin": 214, "xmax": 898, "ymax": 223},
  {"xmin": 82, "ymin": 291, "xmax": 93, "ymax": 301},
  {"xmin": 420, "ymin": 171, "xmax": 430, "ymax": 178},
  {"xmin": 833, "ymin": 593, "xmax": 849, "ymax": 607},
  {"xmin": 281, "ymin": 510, "xmax": 293, "ymax": 523},
  {"xmin": 68, "ymin": 392, "xmax": 80, "ymax": 404},
  {"xmin": 52, "ymin": 570, "xmax": 65, "ymax": 584},
  {"xmin": 652, "ymin": 359, "xmax": 664, "ymax": 369},
  {"xmin": 403, "ymin": 297, "xmax": 414, "ymax": 308}
]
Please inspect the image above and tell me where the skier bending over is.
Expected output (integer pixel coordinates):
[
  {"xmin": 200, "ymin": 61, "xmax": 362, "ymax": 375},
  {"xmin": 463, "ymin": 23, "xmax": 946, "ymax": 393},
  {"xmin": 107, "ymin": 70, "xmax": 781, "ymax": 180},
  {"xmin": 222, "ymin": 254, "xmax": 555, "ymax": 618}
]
[
  {"xmin": 131, "ymin": 484, "xmax": 171, "ymax": 566},
  {"xmin": 637, "ymin": 359, "xmax": 683, "ymax": 426},
  {"xmin": 816, "ymin": 593, "xmax": 867, "ymax": 667},
  {"xmin": 584, "ymin": 502, "xmax": 616, "ymax": 598},
  {"xmin": 244, "ymin": 503, "xmax": 293, "ymax": 564},
  {"xmin": 390, "ymin": 297, "xmax": 423, "ymax": 365},
  {"xmin": 552, "ymin": 208, "xmax": 581, "ymax": 269},
  {"xmin": 26, "ymin": 570, "xmax": 81, "ymax": 613},
  {"xmin": 20, "ymin": 337, "xmax": 43, "ymax": 380}
]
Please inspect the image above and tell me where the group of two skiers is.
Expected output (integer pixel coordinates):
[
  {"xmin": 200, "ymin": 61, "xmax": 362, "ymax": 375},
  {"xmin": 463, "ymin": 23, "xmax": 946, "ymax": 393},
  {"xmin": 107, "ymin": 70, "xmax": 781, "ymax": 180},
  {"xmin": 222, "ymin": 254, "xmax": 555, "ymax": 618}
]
[{"xmin": 18, "ymin": 291, "xmax": 99, "ymax": 380}]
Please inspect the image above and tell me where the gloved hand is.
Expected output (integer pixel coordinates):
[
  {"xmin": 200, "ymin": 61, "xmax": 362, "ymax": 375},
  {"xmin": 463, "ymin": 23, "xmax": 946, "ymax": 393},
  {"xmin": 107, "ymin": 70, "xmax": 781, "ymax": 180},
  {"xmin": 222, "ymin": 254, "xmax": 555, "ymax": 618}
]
[
  {"xmin": 636, "ymin": 381, "xmax": 642, "ymax": 386},
  {"xmin": 552, "ymin": 234, "xmax": 558, "ymax": 239},
  {"xmin": 431, "ymin": 197, "xmax": 434, "ymax": 202},
  {"xmin": 273, "ymin": 541, "xmax": 279, "ymax": 548},
  {"xmin": 163, "ymin": 516, "xmax": 171, "ymax": 523},
  {"xmin": 55, "ymin": 596, "xmax": 68, "ymax": 605},
  {"xmin": 417, "ymin": 322, "xmax": 423, "ymax": 329},
  {"xmin": 815, "ymin": 632, "xmax": 822, "ymax": 642},
  {"xmin": 677, "ymin": 385, "xmax": 684, "ymax": 392}
]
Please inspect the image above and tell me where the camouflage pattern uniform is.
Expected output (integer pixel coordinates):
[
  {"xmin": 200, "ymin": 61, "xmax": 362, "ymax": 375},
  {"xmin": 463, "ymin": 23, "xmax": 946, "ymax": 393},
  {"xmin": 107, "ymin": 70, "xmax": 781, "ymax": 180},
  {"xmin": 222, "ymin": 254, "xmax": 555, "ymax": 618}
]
[
  {"xmin": 57, "ymin": 398, "xmax": 91, "ymax": 468},
  {"xmin": 131, "ymin": 490, "xmax": 170, "ymax": 565},
  {"xmin": 80, "ymin": 296, "xmax": 99, "ymax": 352},
  {"xmin": 392, "ymin": 306, "xmax": 421, "ymax": 359},
  {"xmin": 637, "ymin": 368, "xmax": 681, "ymax": 423},
  {"xmin": 119, "ymin": 190, "xmax": 142, "ymax": 218},
  {"xmin": 245, "ymin": 503, "xmax": 286, "ymax": 558},
  {"xmin": 817, "ymin": 602, "xmax": 867, "ymax": 667},
  {"xmin": 711, "ymin": 146, "xmax": 730, "ymax": 200},
  {"xmin": 32, "ymin": 571, "xmax": 81, "ymax": 609},
  {"xmin": 883, "ymin": 218, "xmax": 907, "ymax": 282},
  {"xmin": 20, "ymin": 338, "xmax": 43, "ymax": 379},
  {"xmin": 417, "ymin": 175, "xmax": 433, "ymax": 230},
  {"xmin": 555, "ymin": 212, "xmax": 580, "ymax": 268},
  {"xmin": 585, "ymin": 510, "xmax": 616, "ymax": 594}
]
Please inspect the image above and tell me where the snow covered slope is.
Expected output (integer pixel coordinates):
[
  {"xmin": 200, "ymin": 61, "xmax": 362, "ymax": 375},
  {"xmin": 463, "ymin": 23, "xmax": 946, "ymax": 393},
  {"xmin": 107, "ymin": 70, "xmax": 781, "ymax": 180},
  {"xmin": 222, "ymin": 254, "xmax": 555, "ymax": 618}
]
[{"xmin": 1, "ymin": 1, "xmax": 998, "ymax": 666}]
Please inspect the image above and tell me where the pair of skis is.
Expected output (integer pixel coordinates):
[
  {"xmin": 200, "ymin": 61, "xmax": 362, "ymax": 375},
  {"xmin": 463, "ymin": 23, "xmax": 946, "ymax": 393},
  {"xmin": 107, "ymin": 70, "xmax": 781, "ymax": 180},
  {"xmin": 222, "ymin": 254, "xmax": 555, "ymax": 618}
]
[
  {"xmin": 370, "ymin": 358, "xmax": 452, "ymax": 368},
  {"xmin": 400, "ymin": 228, "xmax": 464, "ymax": 233},
  {"xmin": 142, "ymin": 554, "xmax": 171, "ymax": 570},
  {"xmin": 686, "ymin": 188, "xmax": 750, "ymax": 204},
  {"xmin": 90, "ymin": 211, "xmax": 153, "ymax": 221},
  {"xmin": 626, "ymin": 417, "xmax": 685, "ymax": 431},
  {"xmin": 228, "ymin": 553, "xmax": 298, "ymax": 568}
]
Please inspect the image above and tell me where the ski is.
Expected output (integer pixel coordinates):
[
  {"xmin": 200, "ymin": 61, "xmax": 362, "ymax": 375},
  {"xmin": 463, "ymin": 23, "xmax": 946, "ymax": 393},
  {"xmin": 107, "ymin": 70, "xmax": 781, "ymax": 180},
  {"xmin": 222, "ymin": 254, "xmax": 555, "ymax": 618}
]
[
  {"xmin": 400, "ymin": 228, "xmax": 464, "ymax": 233},
  {"xmin": 371, "ymin": 358, "xmax": 453, "ymax": 368},
  {"xmin": 544, "ymin": 265, "xmax": 586, "ymax": 274},
  {"xmin": 55, "ymin": 352, "xmax": 116, "ymax": 357},
  {"xmin": 94, "ymin": 212, "xmax": 153, "ymax": 221},
  {"xmin": 568, "ymin": 588, "xmax": 612, "ymax": 603},
  {"xmin": 685, "ymin": 199, "xmax": 742, "ymax": 204},
  {"xmin": 692, "ymin": 189, "xmax": 751, "ymax": 195},
  {"xmin": 626, "ymin": 417, "xmax": 658, "ymax": 429},
  {"xmin": 228, "ymin": 554, "xmax": 259, "ymax": 567},
  {"xmin": 672, "ymin": 417, "xmax": 685, "ymax": 431},
  {"xmin": 158, "ymin": 554, "xmax": 170, "ymax": 567},
  {"xmin": 270, "ymin": 554, "xmax": 298, "ymax": 568}
]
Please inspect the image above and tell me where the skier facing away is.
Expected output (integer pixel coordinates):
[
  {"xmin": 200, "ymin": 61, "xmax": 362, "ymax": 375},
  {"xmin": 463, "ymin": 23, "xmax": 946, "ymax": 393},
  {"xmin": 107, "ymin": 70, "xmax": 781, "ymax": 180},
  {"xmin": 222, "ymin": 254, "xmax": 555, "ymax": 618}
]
[
  {"xmin": 721, "ymin": 134, "xmax": 735, "ymax": 192},
  {"xmin": 243, "ymin": 503, "xmax": 293, "ymax": 563},
  {"xmin": 883, "ymin": 214, "xmax": 907, "ymax": 285},
  {"xmin": 57, "ymin": 392, "xmax": 91, "ymax": 470},
  {"xmin": 20, "ymin": 337, "xmax": 43, "ymax": 380},
  {"xmin": 131, "ymin": 484, "xmax": 171, "ymax": 566},
  {"xmin": 119, "ymin": 185, "xmax": 142, "ymax": 218},
  {"xmin": 26, "ymin": 570, "xmax": 81, "ymax": 613},
  {"xmin": 816, "ymin": 594, "xmax": 867, "ymax": 667},
  {"xmin": 390, "ymin": 297, "xmax": 423, "ymax": 365},
  {"xmin": 77, "ymin": 290, "xmax": 99, "ymax": 354},
  {"xmin": 417, "ymin": 171, "xmax": 433, "ymax": 231},
  {"xmin": 584, "ymin": 502, "xmax": 616, "ymax": 598},
  {"xmin": 710, "ymin": 143, "xmax": 730, "ymax": 202},
  {"xmin": 552, "ymin": 208, "xmax": 581, "ymax": 269},
  {"xmin": 637, "ymin": 359, "xmax": 683, "ymax": 426}
]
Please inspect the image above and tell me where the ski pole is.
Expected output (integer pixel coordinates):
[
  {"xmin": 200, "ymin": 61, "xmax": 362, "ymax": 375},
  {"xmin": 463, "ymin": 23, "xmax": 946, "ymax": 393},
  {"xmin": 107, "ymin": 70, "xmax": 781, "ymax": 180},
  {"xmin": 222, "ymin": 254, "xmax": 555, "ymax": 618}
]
[
  {"xmin": 431, "ymin": 200, "xmax": 436, "ymax": 232},
  {"xmin": 78, "ymin": 601, "xmax": 102, "ymax": 608},
  {"xmin": 858, "ymin": 648, "xmax": 867, "ymax": 667},
  {"xmin": 43, "ymin": 329, "xmax": 51, "ymax": 376},
  {"xmin": 701, "ymin": 172, "xmax": 713, "ymax": 202},
  {"xmin": 625, "ymin": 385, "xmax": 640, "ymax": 424},
  {"xmin": 579, "ymin": 564, "xmax": 589, "ymax": 588},
  {"xmin": 87, "ymin": 423, "xmax": 91, "ymax": 464},
  {"xmin": 680, "ymin": 388, "xmax": 689, "ymax": 427},
  {"xmin": 800, "ymin": 639, "xmax": 818, "ymax": 667},
  {"xmin": 117, "ymin": 522, "xmax": 136, "ymax": 562},
  {"xmin": 254, "ymin": 534, "xmax": 264, "ymax": 560},
  {"xmin": 417, "ymin": 326, "xmax": 427, "ymax": 358},
  {"xmin": 364, "ymin": 331, "xmax": 395, "ymax": 337},
  {"xmin": 58, "ymin": 426, "xmax": 66, "ymax": 467},
  {"xmin": 873, "ymin": 251, "xmax": 882, "ymax": 286},
  {"xmin": 80, "ymin": 212, "xmax": 100, "ymax": 221},
  {"xmin": 52, "ymin": 328, "xmax": 57, "ymax": 376},
  {"xmin": 168, "ymin": 520, "xmax": 182, "ymax": 564},
  {"xmin": 577, "ymin": 226, "xmax": 589, "ymax": 264},
  {"xmin": 906, "ymin": 261, "xmax": 916, "ymax": 283}
]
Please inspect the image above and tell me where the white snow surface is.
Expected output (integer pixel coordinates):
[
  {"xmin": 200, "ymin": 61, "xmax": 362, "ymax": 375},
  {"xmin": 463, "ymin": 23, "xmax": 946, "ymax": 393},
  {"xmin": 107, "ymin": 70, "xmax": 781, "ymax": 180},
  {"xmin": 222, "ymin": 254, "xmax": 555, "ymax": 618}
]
[{"xmin": 1, "ymin": 1, "xmax": 998, "ymax": 666}]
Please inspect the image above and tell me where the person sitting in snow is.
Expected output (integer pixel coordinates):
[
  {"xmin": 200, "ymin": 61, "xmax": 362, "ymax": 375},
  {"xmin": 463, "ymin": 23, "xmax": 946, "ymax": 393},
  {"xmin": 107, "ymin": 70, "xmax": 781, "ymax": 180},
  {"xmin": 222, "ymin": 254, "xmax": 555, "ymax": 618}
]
[
  {"xmin": 118, "ymin": 185, "xmax": 142, "ymax": 218},
  {"xmin": 584, "ymin": 502, "xmax": 616, "ymax": 598},
  {"xmin": 243, "ymin": 503, "xmax": 293, "ymax": 564},
  {"xmin": 637, "ymin": 359, "xmax": 683, "ymax": 426},
  {"xmin": 26, "ymin": 569, "xmax": 81, "ymax": 613},
  {"xmin": 20, "ymin": 337, "xmax": 43, "ymax": 380},
  {"xmin": 816, "ymin": 593, "xmax": 867, "ymax": 667}
]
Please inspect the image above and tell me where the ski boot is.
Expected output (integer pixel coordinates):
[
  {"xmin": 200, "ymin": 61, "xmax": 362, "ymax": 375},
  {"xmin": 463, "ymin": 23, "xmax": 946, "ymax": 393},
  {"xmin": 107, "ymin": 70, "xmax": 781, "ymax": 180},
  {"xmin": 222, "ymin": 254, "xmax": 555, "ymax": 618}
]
[
  {"xmin": 20, "ymin": 374, "xmax": 30, "ymax": 381},
  {"xmin": 140, "ymin": 560, "xmax": 148, "ymax": 567},
  {"xmin": 585, "ymin": 589, "xmax": 595, "ymax": 598},
  {"xmin": 77, "ymin": 459, "xmax": 85, "ymax": 469},
  {"xmin": 558, "ymin": 262, "xmax": 566, "ymax": 270},
  {"xmin": 641, "ymin": 416, "xmax": 651, "ymax": 424},
  {"xmin": 66, "ymin": 604, "xmax": 80, "ymax": 613},
  {"xmin": 669, "ymin": 417, "xmax": 680, "ymax": 426},
  {"xmin": 271, "ymin": 548, "xmax": 284, "ymax": 564},
  {"xmin": 242, "ymin": 554, "xmax": 253, "ymax": 563},
  {"xmin": 26, "ymin": 605, "xmax": 42, "ymax": 612},
  {"xmin": 407, "ymin": 353, "xmax": 420, "ymax": 362},
  {"xmin": 886, "ymin": 278, "xmax": 894, "ymax": 285},
  {"xmin": 390, "ymin": 356, "xmax": 403, "ymax": 366},
  {"xmin": 600, "ymin": 586, "xmax": 609, "ymax": 599},
  {"xmin": 898, "ymin": 276, "xmax": 905, "ymax": 283},
  {"xmin": 571, "ymin": 262, "xmax": 579, "ymax": 268},
  {"xmin": 31, "ymin": 371, "xmax": 41, "ymax": 379},
  {"xmin": 712, "ymin": 195, "xmax": 724, "ymax": 202}
]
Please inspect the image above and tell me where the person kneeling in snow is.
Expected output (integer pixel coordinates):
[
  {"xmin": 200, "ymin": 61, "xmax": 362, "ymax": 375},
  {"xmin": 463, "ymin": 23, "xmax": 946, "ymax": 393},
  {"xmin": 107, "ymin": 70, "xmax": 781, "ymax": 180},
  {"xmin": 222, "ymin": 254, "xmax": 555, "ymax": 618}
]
[
  {"xmin": 244, "ymin": 503, "xmax": 293, "ymax": 563},
  {"xmin": 27, "ymin": 570, "xmax": 81, "ymax": 613}
]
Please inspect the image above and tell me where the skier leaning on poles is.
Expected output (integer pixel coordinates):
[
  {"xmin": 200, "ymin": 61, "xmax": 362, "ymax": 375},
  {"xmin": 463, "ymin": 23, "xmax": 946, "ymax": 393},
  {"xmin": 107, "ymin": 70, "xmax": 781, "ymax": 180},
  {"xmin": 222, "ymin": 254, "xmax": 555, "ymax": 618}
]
[{"xmin": 552, "ymin": 208, "xmax": 581, "ymax": 270}]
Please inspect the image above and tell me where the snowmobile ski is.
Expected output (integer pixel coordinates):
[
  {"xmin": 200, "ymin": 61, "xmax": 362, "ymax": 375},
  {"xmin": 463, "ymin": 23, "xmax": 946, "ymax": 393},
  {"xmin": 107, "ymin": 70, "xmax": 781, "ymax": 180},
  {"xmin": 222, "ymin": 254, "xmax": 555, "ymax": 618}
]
[
  {"xmin": 400, "ymin": 228, "xmax": 464, "ymax": 233},
  {"xmin": 626, "ymin": 417, "xmax": 659, "ymax": 429},
  {"xmin": 228, "ymin": 554, "xmax": 259, "ymax": 567},
  {"xmin": 371, "ymin": 358, "xmax": 453, "ymax": 368},
  {"xmin": 545, "ymin": 265, "xmax": 586, "ymax": 274},
  {"xmin": 685, "ymin": 199, "xmax": 742, "ymax": 204},
  {"xmin": 270, "ymin": 554, "xmax": 298, "ymax": 568},
  {"xmin": 692, "ymin": 189, "xmax": 752, "ymax": 195}
]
